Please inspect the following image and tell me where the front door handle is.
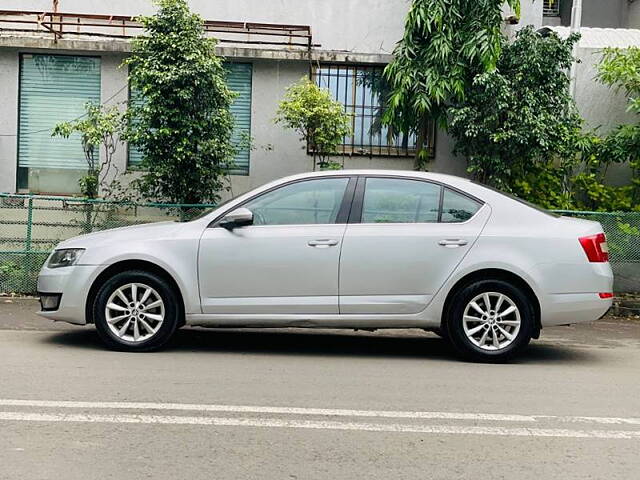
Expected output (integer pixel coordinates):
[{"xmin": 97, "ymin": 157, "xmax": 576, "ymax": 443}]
[
  {"xmin": 308, "ymin": 239, "xmax": 339, "ymax": 248},
  {"xmin": 438, "ymin": 239, "xmax": 468, "ymax": 248}
]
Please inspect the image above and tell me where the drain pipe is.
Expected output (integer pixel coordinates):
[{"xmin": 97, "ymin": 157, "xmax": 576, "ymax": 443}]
[{"xmin": 568, "ymin": 0, "xmax": 583, "ymax": 98}]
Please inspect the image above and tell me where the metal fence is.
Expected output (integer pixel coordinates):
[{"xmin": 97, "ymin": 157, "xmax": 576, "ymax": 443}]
[
  {"xmin": 1, "ymin": 194, "xmax": 639, "ymax": 294},
  {"xmin": 0, "ymin": 194, "xmax": 214, "ymax": 294}
]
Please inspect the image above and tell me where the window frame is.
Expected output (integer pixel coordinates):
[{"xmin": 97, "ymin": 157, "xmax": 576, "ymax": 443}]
[
  {"xmin": 348, "ymin": 175, "xmax": 484, "ymax": 225},
  {"xmin": 209, "ymin": 175, "xmax": 358, "ymax": 228},
  {"xmin": 16, "ymin": 52, "xmax": 102, "ymax": 193},
  {"xmin": 310, "ymin": 64, "xmax": 435, "ymax": 158}
]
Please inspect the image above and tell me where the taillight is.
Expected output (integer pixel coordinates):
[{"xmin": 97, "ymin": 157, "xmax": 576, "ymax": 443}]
[
  {"xmin": 599, "ymin": 292, "xmax": 613, "ymax": 299},
  {"xmin": 579, "ymin": 233, "xmax": 609, "ymax": 263}
]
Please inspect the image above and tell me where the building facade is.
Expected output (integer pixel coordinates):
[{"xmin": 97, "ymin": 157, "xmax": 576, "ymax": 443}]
[
  {"xmin": 0, "ymin": 0, "xmax": 547, "ymax": 197},
  {"xmin": 0, "ymin": 0, "xmax": 635, "ymax": 198},
  {"xmin": 542, "ymin": 0, "xmax": 640, "ymax": 185}
]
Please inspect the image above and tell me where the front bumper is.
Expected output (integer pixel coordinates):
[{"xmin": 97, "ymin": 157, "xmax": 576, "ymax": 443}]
[{"xmin": 37, "ymin": 265, "xmax": 101, "ymax": 325}]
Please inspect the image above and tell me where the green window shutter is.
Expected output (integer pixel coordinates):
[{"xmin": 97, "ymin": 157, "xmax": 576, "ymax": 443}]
[
  {"xmin": 18, "ymin": 54, "xmax": 101, "ymax": 170},
  {"xmin": 128, "ymin": 62, "xmax": 252, "ymax": 175},
  {"xmin": 227, "ymin": 63, "xmax": 252, "ymax": 175},
  {"xmin": 127, "ymin": 86, "xmax": 144, "ymax": 168}
]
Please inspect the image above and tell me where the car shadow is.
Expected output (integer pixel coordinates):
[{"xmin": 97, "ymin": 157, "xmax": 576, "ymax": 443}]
[{"xmin": 41, "ymin": 326, "xmax": 598, "ymax": 365}]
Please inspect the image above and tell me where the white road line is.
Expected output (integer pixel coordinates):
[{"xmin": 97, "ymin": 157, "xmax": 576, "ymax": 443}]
[
  {"xmin": 1, "ymin": 411, "xmax": 639, "ymax": 439},
  {"xmin": 0, "ymin": 399, "xmax": 639, "ymax": 425}
]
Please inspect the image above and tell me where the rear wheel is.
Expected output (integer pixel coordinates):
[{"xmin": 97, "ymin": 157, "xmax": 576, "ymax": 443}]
[
  {"xmin": 93, "ymin": 270, "xmax": 180, "ymax": 352},
  {"xmin": 446, "ymin": 279, "xmax": 534, "ymax": 362}
]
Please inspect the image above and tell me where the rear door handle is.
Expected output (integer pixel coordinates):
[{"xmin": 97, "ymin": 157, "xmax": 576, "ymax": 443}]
[
  {"xmin": 438, "ymin": 239, "xmax": 468, "ymax": 247},
  {"xmin": 308, "ymin": 239, "xmax": 339, "ymax": 248}
]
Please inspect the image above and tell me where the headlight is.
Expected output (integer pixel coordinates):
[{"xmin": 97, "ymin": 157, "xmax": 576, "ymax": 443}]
[{"xmin": 47, "ymin": 248, "xmax": 85, "ymax": 269}]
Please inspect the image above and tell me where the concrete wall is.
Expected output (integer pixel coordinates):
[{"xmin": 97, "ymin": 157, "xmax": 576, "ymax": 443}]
[
  {"xmin": 0, "ymin": 0, "xmax": 558, "ymax": 196},
  {"xmin": 549, "ymin": 0, "xmax": 629, "ymax": 28},
  {"xmin": 16, "ymin": 0, "xmax": 543, "ymax": 56},
  {"xmin": 17, "ymin": 0, "xmax": 409, "ymax": 55},
  {"xmin": 582, "ymin": 0, "xmax": 626, "ymax": 28},
  {"xmin": 574, "ymin": 46, "xmax": 638, "ymax": 186},
  {"xmin": 627, "ymin": 0, "xmax": 640, "ymax": 28},
  {"xmin": 0, "ymin": 50, "xmax": 18, "ymax": 194},
  {"xmin": 228, "ymin": 59, "xmax": 424, "ymax": 198}
]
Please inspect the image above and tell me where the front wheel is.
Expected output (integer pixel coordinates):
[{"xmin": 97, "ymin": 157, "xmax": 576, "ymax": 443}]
[
  {"xmin": 93, "ymin": 270, "xmax": 180, "ymax": 352},
  {"xmin": 446, "ymin": 280, "xmax": 534, "ymax": 363}
]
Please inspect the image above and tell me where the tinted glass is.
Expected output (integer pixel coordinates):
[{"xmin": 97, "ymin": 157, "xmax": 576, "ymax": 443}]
[
  {"xmin": 362, "ymin": 178, "xmax": 441, "ymax": 223},
  {"xmin": 244, "ymin": 178, "xmax": 349, "ymax": 225},
  {"xmin": 441, "ymin": 188, "xmax": 481, "ymax": 223}
]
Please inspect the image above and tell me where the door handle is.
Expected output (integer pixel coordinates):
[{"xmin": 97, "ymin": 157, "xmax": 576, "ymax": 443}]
[
  {"xmin": 438, "ymin": 239, "xmax": 468, "ymax": 247},
  {"xmin": 308, "ymin": 239, "xmax": 339, "ymax": 248}
]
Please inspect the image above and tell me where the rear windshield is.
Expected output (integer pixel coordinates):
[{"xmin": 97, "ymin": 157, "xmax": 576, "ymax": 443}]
[{"xmin": 471, "ymin": 181, "xmax": 560, "ymax": 218}]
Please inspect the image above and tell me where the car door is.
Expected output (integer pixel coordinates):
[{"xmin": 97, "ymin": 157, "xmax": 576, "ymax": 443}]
[
  {"xmin": 198, "ymin": 176, "xmax": 355, "ymax": 315},
  {"xmin": 339, "ymin": 176, "xmax": 490, "ymax": 314}
]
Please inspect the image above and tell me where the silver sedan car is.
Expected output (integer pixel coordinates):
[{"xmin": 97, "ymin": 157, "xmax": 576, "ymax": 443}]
[{"xmin": 37, "ymin": 170, "xmax": 613, "ymax": 361}]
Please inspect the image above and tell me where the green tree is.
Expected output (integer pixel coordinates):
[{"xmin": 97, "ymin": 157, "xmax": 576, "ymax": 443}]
[
  {"xmin": 125, "ymin": 0, "xmax": 236, "ymax": 205},
  {"xmin": 448, "ymin": 27, "xmax": 583, "ymax": 208},
  {"xmin": 383, "ymin": 0, "xmax": 520, "ymax": 168},
  {"xmin": 275, "ymin": 77, "xmax": 351, "ymax": 171},
  {"xmin": 52, "ymin": 102, "xmax": 125, "ymax": 198}
]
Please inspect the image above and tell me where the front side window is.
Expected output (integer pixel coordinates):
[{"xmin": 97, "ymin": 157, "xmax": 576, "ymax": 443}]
[
  {"xmin": 313, "ymin": 65, "xmax": 434, "ymax": 157},
  {"xmin": 17, "ymin": 54, "xmax": 101, "ymax": 194},
  {"xmin": 362, "ymin": 178, "xmax": 441, "ymax": 223},
  {"xmin": 243, "ymin": 178, "xmax": 349, "ymax": 226}
]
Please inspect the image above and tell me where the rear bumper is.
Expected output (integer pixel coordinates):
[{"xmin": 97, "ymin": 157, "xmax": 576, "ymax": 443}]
[
  {"xmin": 541, "ymin": 293, "xmax": 612, "ymax": 326},
  {"xmin": 36, "ymin": 265, "xmax": 100, "ymax": 325}
]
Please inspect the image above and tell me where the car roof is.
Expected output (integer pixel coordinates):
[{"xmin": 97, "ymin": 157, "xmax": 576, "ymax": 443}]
[{"xmin": 277, "ymin": 169, "xmax": 472, "ymax": 184}]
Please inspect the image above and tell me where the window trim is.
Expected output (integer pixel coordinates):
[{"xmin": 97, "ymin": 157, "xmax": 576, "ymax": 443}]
[
  {"xmin": 16, "ymin": 52, "xmax": 102, "ymax": 193},
  {"xmin": 208, "ymin": 175, "xmax": 358, "ymax": 228},
  {"xmin": 310, "ymin": 64, "xmax": 435, "ymax": 159},
  {"xmin": 348, "ymin": 175, "xmax": 485, "ymax": 225}
]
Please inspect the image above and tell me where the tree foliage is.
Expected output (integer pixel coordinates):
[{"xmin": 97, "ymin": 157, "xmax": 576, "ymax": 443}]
[
  {"xmin": 125, "ymin": 0, "xmax": 236, "ymax": 205},
  {"xmin": 52, "ymin": 102, "xmax": 125, "ymax": 198},
  {"xmin": 275, "ymin": 77, "xmax": 351, "ymax": 170},
  {"xmin": 383, "ymin": 0, "xmax": 520, "ymax": 167},
  {"xmin": 449, "ymin": 27, "xmax": 583, "ymax": 208}
]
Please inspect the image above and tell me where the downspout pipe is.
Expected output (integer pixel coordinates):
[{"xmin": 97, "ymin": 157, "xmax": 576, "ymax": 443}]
[{"xmin": 569, "ymin": 0, "xmax": 583, "ymax": 98}]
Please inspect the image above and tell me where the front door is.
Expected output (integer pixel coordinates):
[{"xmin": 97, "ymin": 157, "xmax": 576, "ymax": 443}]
[
  {"xmin": 198, "ymin": 177, "xmax": 353, "ymax": 315},
  {"xmin": 339, "ymin": 177, "xmax": 490, "ymax": 314}
]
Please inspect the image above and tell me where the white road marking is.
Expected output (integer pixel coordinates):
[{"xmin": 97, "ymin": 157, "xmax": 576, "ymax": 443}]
[
  {"xmin": 0, "ymin": 399, "xmax": 537, "ymax": 422},
  {"xmin": 1, "ymin": 411, "xmax": 639, "ymax": 439},
  {"xmin": 0, "ymin": 399, "xmax": 639, "ymax": 426}
]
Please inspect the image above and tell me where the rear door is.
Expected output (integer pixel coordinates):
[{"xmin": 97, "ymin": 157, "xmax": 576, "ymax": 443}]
[{"xmin": 338, "ymin": 176, "xmax": 490, "ymax": 314}]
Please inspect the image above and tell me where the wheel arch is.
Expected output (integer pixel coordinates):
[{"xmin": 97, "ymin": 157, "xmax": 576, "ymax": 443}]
[
  {"xmin": 85, "ymin": 259, "xmax": 186, "ymax": 326},
  {"xmin": 441, "ymin": 268, "xmax": 541, "ymax": 338}
]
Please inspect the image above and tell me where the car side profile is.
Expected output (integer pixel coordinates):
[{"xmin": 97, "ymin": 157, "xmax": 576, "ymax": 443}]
[{"xmin": 36, "ymin": 170, "xmax": 614, "ymax": 361}]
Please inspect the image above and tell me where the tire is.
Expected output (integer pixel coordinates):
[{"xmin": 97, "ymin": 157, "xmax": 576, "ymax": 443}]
[
  {"xmin": 445, "ymin": 279, "xmax": 534, "ymax": 363},
  {"xmin": 93, "ymin": 270, "xmax": 180, "ymax": 352}
]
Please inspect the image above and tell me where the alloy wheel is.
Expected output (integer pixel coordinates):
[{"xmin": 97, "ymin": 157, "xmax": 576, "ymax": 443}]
[
  {"xmin": 105, "ymin": 283, "xmax": 165, "ymax": 343},
  {"xmin": 462, "ymin": 291, "xmax": 521, "ymax": 351}
]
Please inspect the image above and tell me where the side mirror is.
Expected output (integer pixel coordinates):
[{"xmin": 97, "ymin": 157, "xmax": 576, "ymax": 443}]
[{"xmin": 219, "ymin": 207, "xmax": 254, "ymax": 230}]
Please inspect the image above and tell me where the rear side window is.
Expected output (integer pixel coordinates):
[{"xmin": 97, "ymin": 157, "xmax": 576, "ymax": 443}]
[
  {"xmin": 441, "ymin": 188, "xmax": 482, "ymax": 223},
  {"xmin": 360, "ymin": 178, "xmax": 482, "ymax": 224},
  {"xmin": 362, "ymin": 178, "xmax": 441, "ymax": 223}
]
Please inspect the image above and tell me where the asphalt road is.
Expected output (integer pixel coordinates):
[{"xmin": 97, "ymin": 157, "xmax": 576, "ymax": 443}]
[{"xmin": 1, "ymin": 299, "xmax": 639, "ymax": 480}]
